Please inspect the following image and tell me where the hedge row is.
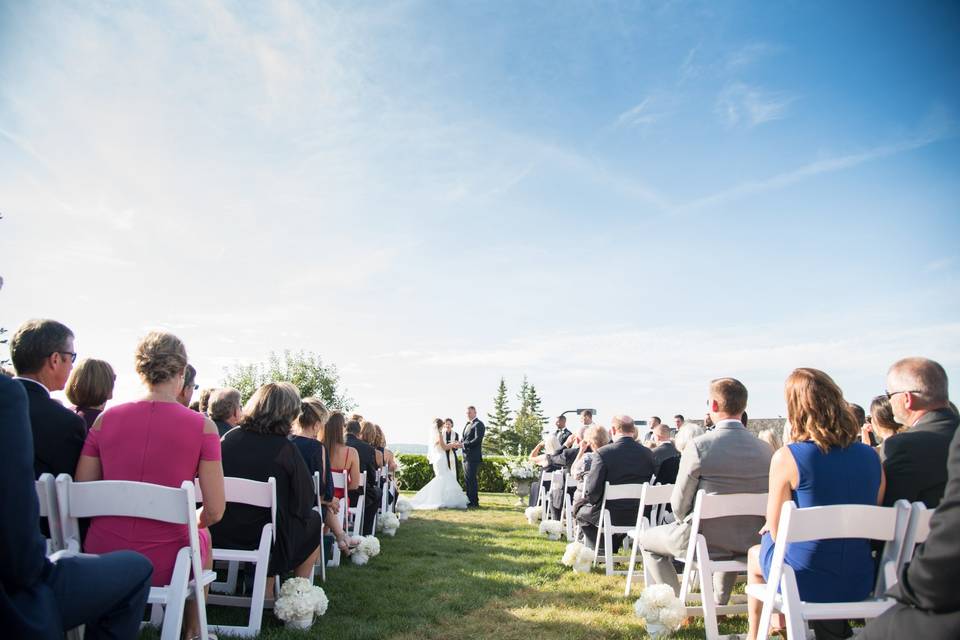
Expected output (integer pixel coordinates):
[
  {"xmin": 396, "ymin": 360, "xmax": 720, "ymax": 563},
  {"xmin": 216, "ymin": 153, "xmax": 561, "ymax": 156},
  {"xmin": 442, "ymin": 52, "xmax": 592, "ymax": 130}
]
[{"xmin": 395, "ymin": 454, "xmax": 514, "ymax": 493}]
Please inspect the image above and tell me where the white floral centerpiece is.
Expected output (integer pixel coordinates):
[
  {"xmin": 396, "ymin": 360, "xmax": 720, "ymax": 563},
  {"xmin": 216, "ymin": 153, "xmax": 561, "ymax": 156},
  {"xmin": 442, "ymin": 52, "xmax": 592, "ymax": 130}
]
[
  {"xmin": 539, "ymin": 519, "xmax": 563, "ymax": 540},
  {"xmin": 501, "ymin": 458, "xmax": 540, "ymax": 505},
  {"xmin": 561, "ymin": 540, "xmax": 594, "ymax": 573},
  {"xmin": 377, "ymin": 511, "xmax": 400, "ymax": 537},
  {"xmin": 524, "ymin": 506, "xmax": 542, "ymax": 525},
  {"xmin": 350, "ymin": 535, "xmax": 382, "ymax": 566},
  {"xmin": 274, "ymin": 577, "xmax": 329, "ymax": 630},
  {"xmin": 396, "ymin": 498, "xmax": 413, "ymax": 521},
  {"xmin": 633, "ymin": 584, "xmax": 685, "ymax": 639}
]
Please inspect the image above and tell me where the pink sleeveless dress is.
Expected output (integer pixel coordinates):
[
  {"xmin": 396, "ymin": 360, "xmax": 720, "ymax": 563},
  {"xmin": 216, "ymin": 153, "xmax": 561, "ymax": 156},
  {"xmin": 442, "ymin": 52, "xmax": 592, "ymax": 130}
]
[{"xmin": 81, "ymin": 401, "xmax": 220, "ymax": 586}]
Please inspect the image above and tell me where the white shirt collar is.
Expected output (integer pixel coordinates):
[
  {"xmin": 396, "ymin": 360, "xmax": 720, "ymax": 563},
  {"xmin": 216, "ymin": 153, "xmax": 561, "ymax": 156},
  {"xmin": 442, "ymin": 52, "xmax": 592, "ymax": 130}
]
[{"xmin": 13, "ymin": 376, "xmax": 50, "ymax": 394}]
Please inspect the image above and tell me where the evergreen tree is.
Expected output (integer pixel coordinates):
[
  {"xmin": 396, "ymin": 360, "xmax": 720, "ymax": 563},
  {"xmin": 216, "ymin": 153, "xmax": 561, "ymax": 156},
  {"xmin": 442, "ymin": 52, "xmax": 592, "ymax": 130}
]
[
  {"xmin": 485, "ymin": 377, "xmax": 512, "ymax": 454},
  {"xmin": 525, "ymin": 383, "xmax": 548, "ymax": 431},
  {"xmin": 502, "ymin": 375, "xmax": 544, "ymax": 456}
]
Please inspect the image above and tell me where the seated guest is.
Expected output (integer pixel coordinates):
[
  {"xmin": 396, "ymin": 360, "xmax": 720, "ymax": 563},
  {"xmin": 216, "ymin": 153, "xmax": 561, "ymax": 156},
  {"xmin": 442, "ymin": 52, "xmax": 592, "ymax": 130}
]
[
  {"xmin": 208, "ymin": 387, "xmax": 242, "ymax": 437},
  {"xmin": 176, "ymin": 363, "xmax": 197, "ymax": 407},
  {"xmin": 11, "ymin": 319, "xmax": 87, "ymax": 479},
  {"xmin": 882, "ymin": 357, "xmax": 957, "ymax": 508},
  {"xmin": 746, "ymin": 369, "xmax": 884, "ymax": 640},
  {"xmin": 211, "ymin": 383, "xmax": 323, "ymax": 595},
  {"xmin": 0, "ymin": 373, "xmax": 154, "ymax": 640},
  {"xmin": 639, "ymin": 378, "xmax": 771, "ymax": 605},
  {"xmin": 674, "ymin": 421, "xmax": 705, "ymax": 453},
  {"xmin": 528, "ymin": 433, "xmax": 564, "ymax": 508},
  {"xmin": 65, "ymin": 357, "xmax": 115, "ymax": 430},
  {"xmin": 861, "ymin": 395, "xmax": 905, "ymax": 460},
  {"xmin": 375, "ymin": 425, "xmax": 400, "ymax": 508},
  {"xmin": 649, "ymin": 423, "xmax": 681, "ymax": 485},
  {"xmin": 324, "ymin": 412, "xmax": 361, "ymax": 500},
  {"xmin": 546, "ymin": 428, "xmax": 585, "ymax": 520},
  {"xmin": 757, "ymin": 427, "xmax": 783, "ymax": 452},
  {"xmin": 346, "ymin": 418, "xmax": 380, "ymax": 535},
  {"xmin": 862, "ymin": 425, "xmax": 960, "ymax": 640},
  {"xmin": 572, "ymin": 425, "xmax": 610, "ymax": 496},
  {"xmin": 198, "ymin": 387, "xmax": 213, "ymax": 416},
  {"xmin": 360, "ymin": 420, "xmax": 384, "ymax": 468},
  {"xmin": 576, "ymin": 415, "xmax": 655, "ymax": 550},
  {"xmin": 76, "ymin": 331, "xmax": 225, "ymax": 640}
]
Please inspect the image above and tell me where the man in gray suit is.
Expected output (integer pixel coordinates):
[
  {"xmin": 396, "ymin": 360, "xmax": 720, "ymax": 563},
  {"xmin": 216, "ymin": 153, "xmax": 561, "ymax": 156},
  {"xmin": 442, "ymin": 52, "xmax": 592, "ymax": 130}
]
[{"xmin": 637, "ymin": 378, "xmax": 772, "ymax": 605}]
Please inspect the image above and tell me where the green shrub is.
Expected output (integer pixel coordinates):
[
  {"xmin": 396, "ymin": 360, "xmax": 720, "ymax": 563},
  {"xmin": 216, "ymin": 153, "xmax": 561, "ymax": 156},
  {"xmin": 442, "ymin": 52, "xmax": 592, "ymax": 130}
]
[{"xmin": 395, "ymin": 454, "xmax": 514, "ymax": 492}]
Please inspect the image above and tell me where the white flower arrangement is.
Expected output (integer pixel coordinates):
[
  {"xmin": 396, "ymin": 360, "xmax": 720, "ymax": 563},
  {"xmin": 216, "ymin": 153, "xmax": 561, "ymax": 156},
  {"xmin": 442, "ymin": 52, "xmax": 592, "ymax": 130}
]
[
  {"xmin": 539, "ymin": 519, "xmax": 563, "ymax": 540},
  {"xmin": 501, "ymin": 458, "xmax": 540, "ymax": 481},
  {"xmin": 377, "ymin": 511, "xmax": 400, "ymax": 537},
  {"xmin": 396, "ymin": 498, "xmax": 413, "ymax": 521},
  {"xmin": 273, "ymin": 577, "xmax": 329, "ymax": 629},
  {"xmin": 350, "ymin": 535, "xmax": 382, "ymax": 566},
  {"xmin": 561, "ymin": 540, "xmax": 595, "ymax": 573},
  {"xmin": 633, "ymin": 583, "xmax": 685, "ymax": 638},
  {"xmin": 524, "ymin": 506, "xmax": 542, "ymax": 524}
]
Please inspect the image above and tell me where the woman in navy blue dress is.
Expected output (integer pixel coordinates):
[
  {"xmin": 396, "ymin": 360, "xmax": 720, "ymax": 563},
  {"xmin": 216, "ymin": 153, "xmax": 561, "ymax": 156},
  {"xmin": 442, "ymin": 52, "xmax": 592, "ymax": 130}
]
[{"xmin": 746, "ymin": 368, "xmax": 885, "ymax": 640}]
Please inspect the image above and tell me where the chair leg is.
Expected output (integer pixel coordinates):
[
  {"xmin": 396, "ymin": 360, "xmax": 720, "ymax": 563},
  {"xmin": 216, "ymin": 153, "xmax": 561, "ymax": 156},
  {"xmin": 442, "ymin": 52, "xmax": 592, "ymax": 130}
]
[
  {"xmin": 604, "ymin": 515, "xmax": 614, "ymax": 576},
  {"xmin": 697, "ymin": 543, "xmax": 719, "ymax": 640},
  {"xmin": 625, "ymin": 528, "xmax": 641, "ymax": 596}
]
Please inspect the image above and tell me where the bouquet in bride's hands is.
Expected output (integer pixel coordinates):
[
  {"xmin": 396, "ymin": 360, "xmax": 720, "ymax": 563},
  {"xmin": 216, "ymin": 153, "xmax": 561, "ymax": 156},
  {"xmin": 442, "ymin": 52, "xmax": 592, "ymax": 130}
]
[
  {"xmin": 633, "ymin": 584, "xmax": 685, "ymax": 638},
  {"xmin": 350, "ymin": 535, "xmax": 382, "ymax": 566},
  {"xmin": 274, "ymin": 577, "xmax": 329, "ymax": 629},
  {"xmin": 377, "ymin": 511, "xmax": 400, "ymax": 537}
]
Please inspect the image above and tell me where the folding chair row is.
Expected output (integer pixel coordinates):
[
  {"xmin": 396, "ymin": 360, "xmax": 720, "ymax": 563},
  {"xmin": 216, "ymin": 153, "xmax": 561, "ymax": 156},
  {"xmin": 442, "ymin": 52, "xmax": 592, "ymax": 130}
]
[{"xmin": 624, "ymin": 482, "xmax": 676, "ymax": 595}]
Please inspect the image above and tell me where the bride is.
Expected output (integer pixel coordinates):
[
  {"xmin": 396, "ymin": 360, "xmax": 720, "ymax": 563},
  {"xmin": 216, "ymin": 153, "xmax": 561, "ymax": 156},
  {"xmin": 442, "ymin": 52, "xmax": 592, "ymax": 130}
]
[{"xmin": 409, "ymin": 418, "xmax": 469, "ymax": 510}]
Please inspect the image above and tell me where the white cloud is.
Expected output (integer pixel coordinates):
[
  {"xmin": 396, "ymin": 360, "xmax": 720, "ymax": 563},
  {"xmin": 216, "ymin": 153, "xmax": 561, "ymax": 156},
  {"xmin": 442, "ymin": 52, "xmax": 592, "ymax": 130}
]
[
  {"xmin": 716, "ymin": 82, "xmax": 796, "ymax": 128},
  {"xmin": 724, "ymin": 42, "xmax": 782, "ymax": 71}
]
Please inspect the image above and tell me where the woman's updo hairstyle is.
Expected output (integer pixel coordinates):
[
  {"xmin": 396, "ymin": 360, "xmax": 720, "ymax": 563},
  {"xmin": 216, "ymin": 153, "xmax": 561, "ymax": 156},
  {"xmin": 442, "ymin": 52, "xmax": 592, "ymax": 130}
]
[
  {"xmin": 135, "ymin": 331, "xmax": 188, "ymax": 385},
  {"xmin": 296, "ymin": 396, "xmax": 330, "ymax": 431}
]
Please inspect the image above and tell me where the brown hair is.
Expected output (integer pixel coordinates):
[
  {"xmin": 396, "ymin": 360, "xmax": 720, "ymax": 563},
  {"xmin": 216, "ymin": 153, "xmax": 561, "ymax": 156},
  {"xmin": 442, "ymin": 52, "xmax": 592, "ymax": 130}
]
[
  {"xmin": 208, "ymin": 388, "xmax": 242, "ymax": 422},
  {"xmin": 869, "ymin": 395, "xmax": 903, "ymax": 434},
  {"xmin": 198, "ymin": 388, "xmax": 213, "ymax": 414},
  {"xmin": 373, "ymin": 424, "xmax": 386, "ymax": 448},
  {"xmin": 239, "ymin": 382, "xmax": 300, "ymax": 436},
  {"xmin": 709, "ymin": 378, "xmax": 748, "ymax": 415},
  {"xmin": 586, "ymin": 425, "xmax": 610, "ymax": 449},
  {"xmin": 322, "ymin": 411, "xmax": 346, "ymax": 454},
  {"xmin": 296, "ymin": 397, "xmax": 329, "ymax": 433},
  {"xmin": 785, "ymin": 368, "xmax": 859, "ymax": 452},
  {"xmin": 134, "ymin": 331, "xmax": 187, "ymax": 385},
  {"xmin": 11, "ymin": 319, "xmax": 74, "ymax": 375},
  {"xmin": 359, "ymin": 420, "xmax": 378, "ymax": 445},
  {"xmin": 433, "ymin": 418, "xmax": 444, "ymax": 432},
  {"xmin": 65, "ymin": 358, "xmax": 115, "ymax": 408}
]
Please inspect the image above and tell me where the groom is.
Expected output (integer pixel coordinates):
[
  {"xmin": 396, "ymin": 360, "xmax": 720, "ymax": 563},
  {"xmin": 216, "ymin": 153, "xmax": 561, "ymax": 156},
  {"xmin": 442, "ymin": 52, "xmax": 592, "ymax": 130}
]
[{"xmin": 461, "ymin": 405, "xmax": 485, "ymax": 508}]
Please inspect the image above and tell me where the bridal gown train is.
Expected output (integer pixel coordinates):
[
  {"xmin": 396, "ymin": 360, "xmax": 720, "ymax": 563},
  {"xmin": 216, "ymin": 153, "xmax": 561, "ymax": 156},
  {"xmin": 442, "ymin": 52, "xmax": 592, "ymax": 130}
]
[{"xmin": 409, "ymin": 437, "xmax": 468, "ymax": 510}]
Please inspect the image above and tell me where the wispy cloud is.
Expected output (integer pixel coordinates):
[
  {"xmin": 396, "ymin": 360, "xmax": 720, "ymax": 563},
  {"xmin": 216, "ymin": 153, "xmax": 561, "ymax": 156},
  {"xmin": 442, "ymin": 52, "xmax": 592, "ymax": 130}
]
[
  {"xmin": 724, "ymin": 42, "xmax": 782, "ymax": 71},
  {"xmin": 613, "ymin": 95, "xmax": 671, "ymax": 131},
  {"xmin": 716, "ymin": 82, "xmax": 796, "ymax": 128}
]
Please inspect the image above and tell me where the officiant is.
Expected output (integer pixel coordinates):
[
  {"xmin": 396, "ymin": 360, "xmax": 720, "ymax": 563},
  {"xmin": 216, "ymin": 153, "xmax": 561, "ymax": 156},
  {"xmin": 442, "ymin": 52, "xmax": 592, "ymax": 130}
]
[{"xmin": 442, "ymin": 418, "xmax": 464, "ymax": 484}]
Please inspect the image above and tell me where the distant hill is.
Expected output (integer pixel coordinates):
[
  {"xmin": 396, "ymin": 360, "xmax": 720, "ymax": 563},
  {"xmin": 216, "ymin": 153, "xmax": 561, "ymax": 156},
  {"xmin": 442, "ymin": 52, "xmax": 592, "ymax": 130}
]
[{"xmin": 392, "ymin": 443, "xmax": 427, "ymax": 455}]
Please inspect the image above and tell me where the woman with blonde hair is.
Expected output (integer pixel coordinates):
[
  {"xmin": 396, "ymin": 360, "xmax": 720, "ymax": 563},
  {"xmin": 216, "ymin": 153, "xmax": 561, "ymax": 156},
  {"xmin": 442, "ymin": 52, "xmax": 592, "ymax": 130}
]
[
  {"xmin": 745, "ymin": 368, "xmax": 884, "ymax": 640},
  {"xmin": 76, "ymin": 331, "xmax": 224, "ymax": 640},
  {"xmin": 375, "ymin": 424, "xmax": 398, "ymax": 472},
  {"xmin": 359, "ymin": 420, "xmax": 384, "ymax": 468},
  {"xmin": 65, "ymin": 357, "xmax": 115, "ymax": 430}
]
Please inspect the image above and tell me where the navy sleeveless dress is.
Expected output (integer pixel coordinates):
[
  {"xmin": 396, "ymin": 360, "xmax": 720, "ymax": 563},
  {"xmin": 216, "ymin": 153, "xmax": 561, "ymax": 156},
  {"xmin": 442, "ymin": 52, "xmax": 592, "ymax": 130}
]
[{"xmin": 760, "ymin": 441, "xmax": 881, "ymax": 602}]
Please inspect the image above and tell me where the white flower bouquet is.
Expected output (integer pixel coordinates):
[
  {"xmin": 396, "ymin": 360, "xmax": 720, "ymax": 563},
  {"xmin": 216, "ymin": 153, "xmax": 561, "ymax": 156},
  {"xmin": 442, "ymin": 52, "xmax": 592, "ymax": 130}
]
[
  {"xmin": 561, "ymin": 540, "xmax": 594, "ymax": 573},
  {"xmin": 350, "ymin": 535, "xmax": 382, "ymax": 566},
  {"xmin": 378, "ymin": 511, "xmax": 400, "ymax": 537},
  {"xmin": 633, "ymin": 583, "xmax": 685, "ymax": 638},
  {"xmin": 274, "ymin": 577, "xmax": 329, "ymax": 629},
  {"xmin": 501, "ymin": 458, "xmax": 540, "ymax": 481},
  {"xmin": 396, "ymin": 498, "xmax": 413, "ymax": 521},
  {"xmin": 539, "ymin": 519, "xmax": 563, "ymax": 540},
  {"xmin": 524, "ymin": 506, "xmax": 542, "ymax": 524}
]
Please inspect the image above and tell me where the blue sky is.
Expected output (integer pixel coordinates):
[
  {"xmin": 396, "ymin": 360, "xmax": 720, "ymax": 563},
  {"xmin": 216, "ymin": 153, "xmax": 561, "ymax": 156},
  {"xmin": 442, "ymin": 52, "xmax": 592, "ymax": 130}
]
[{"xmin": 2, "ymin": 1, "xmax": 958, "ymax": 443}]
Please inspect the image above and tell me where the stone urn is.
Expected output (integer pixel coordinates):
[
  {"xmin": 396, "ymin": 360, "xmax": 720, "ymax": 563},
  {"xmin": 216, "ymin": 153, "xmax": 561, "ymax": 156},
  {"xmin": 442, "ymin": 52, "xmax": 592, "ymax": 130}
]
[{"xmin": 513, "ymin": 478, "xmax": 533, "ymax": 505}]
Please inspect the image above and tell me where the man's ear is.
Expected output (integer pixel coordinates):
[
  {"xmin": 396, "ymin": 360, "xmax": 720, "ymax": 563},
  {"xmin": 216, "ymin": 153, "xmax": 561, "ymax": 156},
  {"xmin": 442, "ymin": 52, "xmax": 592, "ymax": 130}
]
[{"xmin": 709, "ymin": 399, "xmax": 719, "ymax": 412}]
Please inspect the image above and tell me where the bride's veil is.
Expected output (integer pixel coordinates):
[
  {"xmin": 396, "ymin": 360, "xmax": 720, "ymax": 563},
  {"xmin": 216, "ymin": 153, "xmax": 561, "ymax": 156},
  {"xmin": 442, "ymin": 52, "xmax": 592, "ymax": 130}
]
[{"xmin": 426, "ymin": 424, "xmax": 443, "ymax": 465}]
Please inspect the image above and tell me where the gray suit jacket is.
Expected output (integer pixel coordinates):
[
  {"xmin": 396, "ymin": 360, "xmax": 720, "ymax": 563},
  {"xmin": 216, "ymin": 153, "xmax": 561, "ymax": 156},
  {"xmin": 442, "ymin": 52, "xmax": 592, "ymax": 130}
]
[{"xmin": 669, "ymin": 420, "xmax": 772, "ymax": 558}]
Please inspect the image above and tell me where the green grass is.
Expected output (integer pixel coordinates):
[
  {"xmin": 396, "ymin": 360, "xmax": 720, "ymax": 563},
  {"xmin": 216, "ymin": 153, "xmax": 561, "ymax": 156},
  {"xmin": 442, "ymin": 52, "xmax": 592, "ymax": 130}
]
[{"xmin": 142, "ymin": 493, "xmax": 748, "ymax": 639}]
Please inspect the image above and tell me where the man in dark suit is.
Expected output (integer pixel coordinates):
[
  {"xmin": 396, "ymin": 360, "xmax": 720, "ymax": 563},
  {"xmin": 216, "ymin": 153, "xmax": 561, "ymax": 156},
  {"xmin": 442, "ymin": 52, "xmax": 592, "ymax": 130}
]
[
  {"xmin": 0, "ymin": 369, "xmax": 154, "ymax": 639},
  {"xmin": 577, "ymin": 415, "xmax": 655, "ymax": 550},
  {"xmin": 345, "ymin": 419, "xmax": 380, "ymax": 534},
  {"xmin": 10, "ymin": 319, "xmax": 87, "ymax": 479},
  {"xmin": 882, "ymin": 357, "xmax": 958, "ymax": 508},
  {"xmin": 461, "ymin": 406, "xmax": 485, "ymax": 507},
  {"xmin": 862, "ymin": 408, "xmax": 960, "ymax": 639},
  {"xmin": 555, "ymin": 415, "xmax": 573, "ymax": 447},
  {"xmin": 649, "ymin": 423, "xmax": 681, "ymax": 484}
]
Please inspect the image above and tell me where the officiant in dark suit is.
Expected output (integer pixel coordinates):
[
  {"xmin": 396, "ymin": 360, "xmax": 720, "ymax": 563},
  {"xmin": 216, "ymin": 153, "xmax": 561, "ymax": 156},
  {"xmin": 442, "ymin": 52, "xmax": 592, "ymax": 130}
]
[
  {"xmin": 462, "ymin": 406, "xmax": 485, "ymax": 508},
  {"xmin": 442, "ymin": 418, "xmax": 463, "ymax": 480}
]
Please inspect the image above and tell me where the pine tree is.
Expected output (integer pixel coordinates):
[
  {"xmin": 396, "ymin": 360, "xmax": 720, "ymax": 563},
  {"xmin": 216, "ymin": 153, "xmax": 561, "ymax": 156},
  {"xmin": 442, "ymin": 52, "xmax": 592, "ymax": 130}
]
[
  {"xmin": 502, "ymin": 375, "xmax": 544, "ymax": 456},
  {"xmin": 525, "ymin": 383, "xmax": 548, "ymax": 431},
  {"xmin": 485, "ymin": 377, "xmax": 512, "ymax": 454}
]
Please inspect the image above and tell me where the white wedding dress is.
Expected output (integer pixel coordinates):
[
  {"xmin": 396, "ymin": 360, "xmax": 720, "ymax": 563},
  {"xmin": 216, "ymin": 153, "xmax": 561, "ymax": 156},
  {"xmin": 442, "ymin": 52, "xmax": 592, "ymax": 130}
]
[{"xmin": 409, "ymin": 428, "xmax": 469, "ymax": 510}]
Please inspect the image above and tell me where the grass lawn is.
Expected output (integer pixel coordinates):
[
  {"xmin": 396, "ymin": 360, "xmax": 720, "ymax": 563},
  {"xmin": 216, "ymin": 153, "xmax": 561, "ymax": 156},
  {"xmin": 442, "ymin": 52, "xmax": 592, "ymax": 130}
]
[{"xmin": 143, "ymin": 493, "xmax": 749, "ymax": 639}]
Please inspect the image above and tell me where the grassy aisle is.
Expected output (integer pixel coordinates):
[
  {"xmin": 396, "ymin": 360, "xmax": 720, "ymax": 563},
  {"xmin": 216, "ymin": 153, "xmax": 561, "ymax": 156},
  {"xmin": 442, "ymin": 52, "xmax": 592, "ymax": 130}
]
[{"xmin": 149, "ymin": 493, "xmax": 748, "ymax": 639}]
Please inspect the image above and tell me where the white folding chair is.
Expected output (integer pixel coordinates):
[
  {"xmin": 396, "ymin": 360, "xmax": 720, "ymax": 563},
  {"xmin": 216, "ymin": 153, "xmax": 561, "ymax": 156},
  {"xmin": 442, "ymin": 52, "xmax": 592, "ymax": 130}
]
[
  {"xmin": 56, "ymin": 474, "xmax": 215, "ymax": 640},
  {"xmin": 591, "ymin": 482, "xmax": 645, "ymax": 575},
  {"xmin": 543, "ymin": 470, "xmax": 565, "ymax": 521},
  {"xmin": 197, "ymin": 477, "xmax": 276, "ymax": 638},
  {"xmin": 348, "ymin": 471, "xmax": 367, "ymax": 538},
  {"xmin": 748, "ymin": 500, "xmax": 911, "ymax": 640},
  {"xmin": 676, "ymin": 490, "xmax": 768, "ymax": 640},
  {"xmin": 328, "ymin": 471, "xmax": 349, "ymax": 567},
  {"xmin": 36, "ymin": 473, "xmax": 65, "ymax": 554},
  {"xmin": 890, "ymin": 501, "xmax": 933, "ymax": 590},
  {"xmin": 312, "ymin": 471, "xmax": 328, "ymax": 582},
  {"xmin": 624, "ymin": 482, "xmax": 676, "ymax": 595},
  {"xmin": 560, "ymin": 472, "xmax": 577, "ymax": 540}
]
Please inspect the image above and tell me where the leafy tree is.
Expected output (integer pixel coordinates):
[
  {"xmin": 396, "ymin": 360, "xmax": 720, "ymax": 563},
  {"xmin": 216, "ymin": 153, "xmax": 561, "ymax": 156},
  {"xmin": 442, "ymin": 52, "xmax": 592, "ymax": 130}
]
[
  {"xmin": 222, "ymin": 350, "xmax": 354, "ymax": 410},
  {"xmin": 485, "ymin": 377, "xmax": 512, "ymax": 454}
]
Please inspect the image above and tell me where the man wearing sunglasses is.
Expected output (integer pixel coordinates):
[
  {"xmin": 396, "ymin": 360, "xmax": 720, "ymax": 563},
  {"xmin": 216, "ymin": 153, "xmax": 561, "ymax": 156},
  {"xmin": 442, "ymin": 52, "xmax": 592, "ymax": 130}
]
[
  {"xmin": 881, "ymin": 357, "xmax": 957, "ymax": 509},
  {"xmin": 10, "ymin": 318, "xmax": 88, "ymax": 481}
]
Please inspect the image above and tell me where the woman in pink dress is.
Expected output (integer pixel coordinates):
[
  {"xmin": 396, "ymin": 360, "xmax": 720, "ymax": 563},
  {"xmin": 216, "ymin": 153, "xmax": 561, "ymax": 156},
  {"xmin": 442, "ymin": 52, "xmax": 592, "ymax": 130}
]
[{"xmin": 76, "ymin": 331, "xmax": 225, "ymax": 640}]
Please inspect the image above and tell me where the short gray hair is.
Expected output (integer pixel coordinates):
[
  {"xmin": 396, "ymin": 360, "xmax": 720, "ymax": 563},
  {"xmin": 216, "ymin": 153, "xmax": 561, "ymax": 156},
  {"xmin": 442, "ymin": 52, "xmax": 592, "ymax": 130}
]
[
  {"xmin": 208, "ymin": 388, "xmax": 242, "ymax": 422},
  {"xmin": 888, "ymin": 357, "xmax": 949, "ymax": 407}
]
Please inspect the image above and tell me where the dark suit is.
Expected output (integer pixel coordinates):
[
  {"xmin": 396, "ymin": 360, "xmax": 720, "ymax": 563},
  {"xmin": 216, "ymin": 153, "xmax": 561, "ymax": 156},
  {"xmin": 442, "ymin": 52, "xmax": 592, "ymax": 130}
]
[
  {"xmin": 0, "ymin": 375, "xmax": 153, "ymax": 639},
  {"xmin": 652, "ymin": 441, "xmax": 681, "ymax": 485},
  {"xmin": 556, "ymin": 427, "xmax": 573, "ymax": 446},
  {"xmin": 17, "ymin": 378, "xmax": 87, "ymax": 479},
  {"xmin": 863, "ymin": 415, "xmax": 960, "ymax": 639},
  {"xmin": 461, "ymin": 418, "xmax": 485, "ymax": 506},
  {"xmin": 882, "ymin": 408, "xmax": 959, "ymax": 508},
  {"xmin": 346, "ymin": 433, "xmax": 380, "ymax": 535},
  {"xmin": 577, "ymin": 436, "xmax": 655, "ymax": 548}
]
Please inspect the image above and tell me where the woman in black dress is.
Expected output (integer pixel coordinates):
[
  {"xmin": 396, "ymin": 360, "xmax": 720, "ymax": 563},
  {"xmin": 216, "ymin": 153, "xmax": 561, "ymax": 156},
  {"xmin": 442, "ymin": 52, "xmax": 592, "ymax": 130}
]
[{"xmin": 210, "ymin": 382, "xmax": 323, "ymax": 592}]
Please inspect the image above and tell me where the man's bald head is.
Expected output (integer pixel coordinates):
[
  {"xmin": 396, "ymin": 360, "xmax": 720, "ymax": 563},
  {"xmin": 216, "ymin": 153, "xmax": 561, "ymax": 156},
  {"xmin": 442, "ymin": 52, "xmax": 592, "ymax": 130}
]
[
  {"xmin": 611, "ymin": 414, "xmax": 636, "ymax": 437},
  {"xmin": 887, "ymin": 357, "xmax": 949, "ymax": 408},
  {"xmin": 653, "ymin": 423, "xmax": 672, "ymax": 441}
]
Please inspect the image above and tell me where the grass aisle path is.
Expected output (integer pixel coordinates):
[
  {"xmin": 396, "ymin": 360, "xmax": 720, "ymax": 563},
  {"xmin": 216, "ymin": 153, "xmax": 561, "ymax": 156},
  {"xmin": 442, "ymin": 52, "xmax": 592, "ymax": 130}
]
[{"xmin": 197, "ymin": 493, "xmax": 745, "ymax": 639}]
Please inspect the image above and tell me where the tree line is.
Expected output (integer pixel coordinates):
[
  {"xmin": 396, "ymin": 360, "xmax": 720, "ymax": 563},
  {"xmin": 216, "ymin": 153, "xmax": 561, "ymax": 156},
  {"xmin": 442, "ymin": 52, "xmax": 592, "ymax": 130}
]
[{"xmin": 484, "ymin": 375, "xmax": 548, "ymax": 456}]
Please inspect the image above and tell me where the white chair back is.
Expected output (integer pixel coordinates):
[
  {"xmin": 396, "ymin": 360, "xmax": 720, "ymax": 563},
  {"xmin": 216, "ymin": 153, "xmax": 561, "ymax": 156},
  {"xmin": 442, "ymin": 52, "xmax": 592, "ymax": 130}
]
[
  {"xmin": 624, "ymin": 482, "xmax": 675, "ymax": 595},
  {"xmin": 36, "ymin": 473, "xmax": 65, "ymax": 553}
]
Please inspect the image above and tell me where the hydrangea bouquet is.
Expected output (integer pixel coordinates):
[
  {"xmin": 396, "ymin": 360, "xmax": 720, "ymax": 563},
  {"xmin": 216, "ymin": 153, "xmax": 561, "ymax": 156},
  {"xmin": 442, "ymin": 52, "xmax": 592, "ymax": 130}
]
[
  {"xmin": 501, "ymin": 458, "xmax": 540, "ymax": 481},
  {"xmin": 561, "ymin": 540, "xmax": 595, "ymax": 573},
  {"xmin": 396, "ymin": 498, "xmax": 413, "ymax": 521},
  {"xmin": 350, "ymin": 535, "xmax": 382, "ymax": 566},
  {"xmin": 378, "ymin": 511, "xmax": 400, "ymax": 537},
  {"xmin": 274, "ymin": 577, "xmax": 329, "ymax": 629},
  {"xmin": 633, "ymin": 583, "xmax": 685, "ymax": 639},
  {"xmin": 524, "ymin": 506, "xmax": 542, "ymax": 525},
  {"xmin": 539, "ymin": 519, "xmax": 563, "ymax": 540}
]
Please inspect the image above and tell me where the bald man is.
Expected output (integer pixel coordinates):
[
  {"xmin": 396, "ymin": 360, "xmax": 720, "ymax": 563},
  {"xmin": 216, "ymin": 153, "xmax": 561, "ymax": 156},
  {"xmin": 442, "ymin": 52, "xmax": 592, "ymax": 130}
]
[{"xmin": 882, "ymin": 357, "xmax": 957, "ymax": 508}]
